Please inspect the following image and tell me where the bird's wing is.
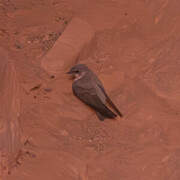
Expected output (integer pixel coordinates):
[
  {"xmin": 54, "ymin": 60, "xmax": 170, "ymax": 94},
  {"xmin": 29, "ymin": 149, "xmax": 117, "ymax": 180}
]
[
  {"xmin": 97, "ymin": 84, "xmax": 123, "ymax": 117},
  {"xmin": 72, "ymin": 86, "xmax": 117, "ymax": 119},
  {"xmin": 95, "ymin": 111, "xmax": 106, "ymax": 121}
]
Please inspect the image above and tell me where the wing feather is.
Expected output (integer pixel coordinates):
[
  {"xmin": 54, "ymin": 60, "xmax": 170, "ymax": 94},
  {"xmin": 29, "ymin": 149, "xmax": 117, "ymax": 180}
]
[{"xmin": 72, "ymin": 86, "xmax": 116, "ymax": 119}]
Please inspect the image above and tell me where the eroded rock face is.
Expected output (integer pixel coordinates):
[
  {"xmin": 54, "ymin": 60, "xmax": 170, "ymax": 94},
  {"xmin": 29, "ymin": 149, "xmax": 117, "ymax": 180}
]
[
  {"xmin": 2, "ymin": 0, "xmax": 180, "ymax": 180},
  {"xmin": 0, "ymin": 48, "xmax": 21, "ymax": 176},
  {"xmin": 41, "ymin": 17, "xmax": 94, "ymax": 75}
]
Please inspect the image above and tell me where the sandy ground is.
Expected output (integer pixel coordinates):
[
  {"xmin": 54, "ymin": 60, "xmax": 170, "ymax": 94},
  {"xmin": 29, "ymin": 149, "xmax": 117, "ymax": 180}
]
[{"xmin": 1, "ymin": 0, "xmax": 180, "ymax": 179}]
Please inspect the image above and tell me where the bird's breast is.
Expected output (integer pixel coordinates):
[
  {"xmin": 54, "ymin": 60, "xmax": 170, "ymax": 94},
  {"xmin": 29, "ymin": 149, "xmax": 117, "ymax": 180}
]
[{"xmin": 72, "ymin": 79, "xmax": 106, "ymax": 104}]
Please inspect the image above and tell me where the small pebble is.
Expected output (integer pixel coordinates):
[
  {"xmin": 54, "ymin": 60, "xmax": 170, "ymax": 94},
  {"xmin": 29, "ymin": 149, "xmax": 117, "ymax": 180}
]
[{"xmin": 44, "ymin": 88, "xmax": 52, "ymax": 92}]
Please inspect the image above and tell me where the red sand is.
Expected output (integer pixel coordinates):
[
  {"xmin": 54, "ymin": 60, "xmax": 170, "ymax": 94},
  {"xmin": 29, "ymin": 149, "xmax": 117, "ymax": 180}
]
[{"xmin": 1, "ymin": 0, "xmax": 180, "ymax": 179}]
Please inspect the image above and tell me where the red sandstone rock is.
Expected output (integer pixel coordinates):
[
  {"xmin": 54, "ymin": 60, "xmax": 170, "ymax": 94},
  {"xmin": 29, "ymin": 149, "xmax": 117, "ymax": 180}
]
[
  {"xmin": 1, "ymin": 0, "xmax": 180, "ymax": 180},
  {"xmin": 41, "ymin": 17, "xmax": 94, "ymax": 75},
  {"xmin": 0, "ymin": 48, "xmax": 21, "ymax": 177}
]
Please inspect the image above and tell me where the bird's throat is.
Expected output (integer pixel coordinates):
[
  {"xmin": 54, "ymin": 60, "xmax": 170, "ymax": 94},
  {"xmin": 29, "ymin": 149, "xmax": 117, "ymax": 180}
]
[{"xmin": 74, "ymin": 72, "xmax": 86, "ymax": 81}]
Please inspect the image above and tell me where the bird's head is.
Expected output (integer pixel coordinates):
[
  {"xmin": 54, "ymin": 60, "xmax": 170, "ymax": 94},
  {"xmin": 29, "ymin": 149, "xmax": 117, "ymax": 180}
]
[{"xmin": 67, "ymin": 64, "xmax": 89, "ymax": 80}]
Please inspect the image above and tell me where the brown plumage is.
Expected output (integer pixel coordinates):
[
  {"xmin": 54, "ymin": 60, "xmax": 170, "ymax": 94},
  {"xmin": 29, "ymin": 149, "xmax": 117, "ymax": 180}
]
[{"xmin": 67, "ymin": 64, "xmax": 123, "ymax": 121}]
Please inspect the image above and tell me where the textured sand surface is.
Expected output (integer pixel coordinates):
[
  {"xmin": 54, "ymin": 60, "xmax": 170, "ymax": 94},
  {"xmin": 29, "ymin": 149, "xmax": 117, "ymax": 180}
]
[{"xmin": 0, "ymin": 0, "xmax": 180, "ymax": 179}]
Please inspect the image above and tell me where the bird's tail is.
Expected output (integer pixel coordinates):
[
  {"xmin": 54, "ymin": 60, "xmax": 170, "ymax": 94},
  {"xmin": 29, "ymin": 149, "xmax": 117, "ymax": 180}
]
[
  {"xmin": 95, "ymin": 110, "xmax": 116, "ymax": 121},
  {"xmin": 103, "ymin": 106, "xmax": 117, "ymax": 118},
  {"xmin": 98, "ymin": 85, "xmax": 123, "ymax": 117},
  {"xmin": 91, "ymin": 102, "xmax": 117, "ymax": 120},
  {"xmin": 106, "ymin": 96, "xmax": 123, "ymax": 117},
  {"xmin": 96, "ymin": 104, "xmax": 117, "ymax": 119}
]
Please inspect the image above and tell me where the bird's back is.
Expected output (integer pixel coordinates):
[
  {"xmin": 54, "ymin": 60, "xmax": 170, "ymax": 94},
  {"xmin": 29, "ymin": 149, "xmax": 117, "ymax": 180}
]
[{"xmin": 72, "ymin": 72, "xmax": 106, "ymax": 103}]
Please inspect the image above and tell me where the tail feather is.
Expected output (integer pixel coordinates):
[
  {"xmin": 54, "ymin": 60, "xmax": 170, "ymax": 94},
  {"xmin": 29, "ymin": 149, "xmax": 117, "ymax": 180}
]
[
  {"xmin": 102, "ymin": 106, "xmax": 117, "ymax": 118},
  {"xmin": 92, "ymin": 103, "xmax": 117, "ymax": 119},
  {"xmin": 106, "ymin": 96, "xmax": 123, "ymax": 117},
  {"xmin": 95, "ymin": 111, "xmax": 105, "ymax": 121},
  {"xmin": 98, "ymin": 84, "xmax": 123, "ymax": 117}
]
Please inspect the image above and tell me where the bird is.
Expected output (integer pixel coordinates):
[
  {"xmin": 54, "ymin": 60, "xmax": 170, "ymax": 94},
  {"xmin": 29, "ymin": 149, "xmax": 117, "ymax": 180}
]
[{"xmin": 67, "ymin": 64, "xmax": 123, "ymax": 121}]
